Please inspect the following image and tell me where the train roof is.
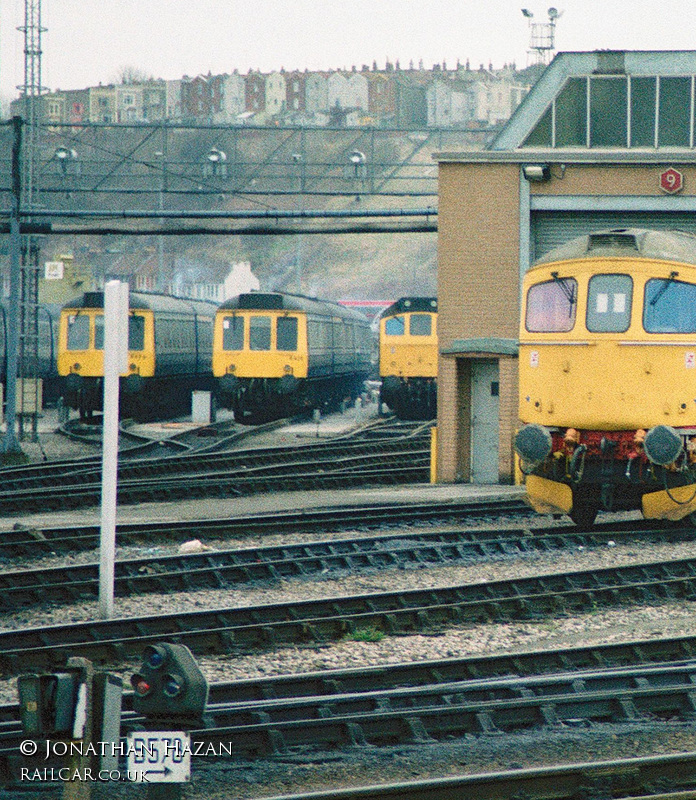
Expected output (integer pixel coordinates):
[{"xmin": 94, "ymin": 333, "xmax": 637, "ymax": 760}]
[
  {"xmin": 533, "ymin": 228, "xmax": 696, "ymax": 269},
  {"xmin": 380, "ymin": 297, "xmax": 438, "ymax": 318},
  {"xmin": 217, "ymin": 292, "xmax": 369, "ymax": 323},
  {"xmin": 62, "ymin": 291, "xmax": 218, "ymax": 314}
]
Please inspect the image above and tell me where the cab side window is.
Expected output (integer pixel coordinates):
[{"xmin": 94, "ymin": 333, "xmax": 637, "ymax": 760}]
[
  {"xmin": 586, "ymin": 274, "xmax": 632, "ymax": 332},
  {"xmin": 644, "ymin": 277, "xmax": 696, "ymax": 333},
  {"xmin": 249, "ymin": 315, "xmax": 271, "ymax": 350},
  {"xmin": 222, "ymin": 315, "xmax": 244, "ymax": 350},
  {"xmin": 67, "ymin": 314, "xmax": 91, "ymax": 350},
  {"xmin": 129, "ymin": 315, "xmax": 145, "ymax": 351},
  {"xmin": 276, "ymin": 316, "xmax": 298, "ymax": 351},
  {"xmin": 385, "ymin": 315, "xmax": 405, "ymax": 335},
  {"xmin": 409, "ymin": 314, "xmax": 432, "ymax": 336},
  {"xmin": 525, "ymin": 278, "xmax": 577, "ymax": 332}
]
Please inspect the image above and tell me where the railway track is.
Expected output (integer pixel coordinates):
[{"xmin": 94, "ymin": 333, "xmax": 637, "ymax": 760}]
[
  {"xmin": 0, "ymin": 437, "xmax": 431, "ymax": 515},
  {"xmin": 5, "ymin": 548, "xmax": 696, "ymax": 671},
  {"xmin": 2, "ymin": 661, "xmax": 696, "ymax": 755},
  {"xmin": 0, "ymin": 497, "xmax": 530, "ymax": 559},
  {"xmin": 58, "ymin": 415, "xmax": 290, "ymax": 459},
  {"xmin": 209, "ymin": 752, "xmax": 696, "ymax": 800},
  {"xmin": 3, "ymin": 655, "xmax": 696, "ymax": 790},
  {"xmin": 1, "ymin": 519, "xmax": 690, "ymax": 611},
  {"xmin": 16, "ymin": 415, "xmax": 425, "ymax": 490}
]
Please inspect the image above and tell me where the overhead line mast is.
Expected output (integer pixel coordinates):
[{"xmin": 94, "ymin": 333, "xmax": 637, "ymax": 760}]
[{"xmin": 17, "ymin": 0, "xmax": 46, "ymax": 441}]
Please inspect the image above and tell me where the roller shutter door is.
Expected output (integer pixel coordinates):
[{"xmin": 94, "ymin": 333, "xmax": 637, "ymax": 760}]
[{"xmin": 531, "ymin": 211, "xmax": 696, "ymax": 262}]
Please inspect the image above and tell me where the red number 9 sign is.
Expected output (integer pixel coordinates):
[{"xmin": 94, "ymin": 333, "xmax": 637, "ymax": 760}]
[{"xmin": 660, "ymin": 168, "xmax": 684, "ymax": 194}]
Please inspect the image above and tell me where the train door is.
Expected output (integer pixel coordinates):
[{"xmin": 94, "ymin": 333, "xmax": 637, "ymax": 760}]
[{"xmin": 470, "ymin": 359, "xmax": 499, "ymax": 483}]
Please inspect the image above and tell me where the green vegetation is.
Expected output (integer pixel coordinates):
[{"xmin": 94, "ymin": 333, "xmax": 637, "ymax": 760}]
[{"xmin": 345, "ymin": 625, "xmax": 386, "ymax": 643}]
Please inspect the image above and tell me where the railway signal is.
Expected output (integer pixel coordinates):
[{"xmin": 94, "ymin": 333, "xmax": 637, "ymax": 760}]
[{"xmin": 130, "ymin": 643, "xmax": 209, "ymax": 725}]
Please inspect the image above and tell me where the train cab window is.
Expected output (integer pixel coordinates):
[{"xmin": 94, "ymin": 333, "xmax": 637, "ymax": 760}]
[
  {"xmin": 222, "ymin": 315, "xmax": 244, "ymax": 351},
  {"xmin": 249, "ymin": 315, "xmax": 272, "ymax": 350},
  {"xmin": 94, "ymin": 315, "xmax": 104, "ymax": 350},
  {"xmin": 129, "ymin": 315, "xmax": 145, "ymax": 351},
  {"xmin": 644, "ymin": 277, "xmax": 696, "ymax": 333},
  {"xmin": 385, "ymin": 316, "xmax": 405, "ymax": 335},
  {"xmin": 525, "ymin": 278, "xmax": 577, "ymax": 332},
  {"xmin": 67, "ymin": 313, "xmax": 91, "ymax": 350},
  {"xmin": 586, "ymin": 274, "xmax": 632, "ymax": 332},
  {"xmin": 409, "ymin": 314, "xmax": 432, "ymax": 336},
  {"xmin": 276, "ymin": 316, "xmax": 298, "ymax": 351}
]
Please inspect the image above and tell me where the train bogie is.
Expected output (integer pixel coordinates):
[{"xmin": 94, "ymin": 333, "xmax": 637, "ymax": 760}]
[
  {"xmin": 516, "ymin": 228, "xmax": 696, "ymax": 526},
  {"xmin": 379, "ymin": 298, "xmax": 437, "ymax": 420}
]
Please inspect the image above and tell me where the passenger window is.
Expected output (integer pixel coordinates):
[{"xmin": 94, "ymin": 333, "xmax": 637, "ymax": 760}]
[
  {"xmin": 409, "ymin": 314, "xmax": 432, "ymax": 336},
  {"xmin": 222, "ymin": 315, "xmax": 244, "ymax": 350},
  {"xmin": 276, "ymin": 316, "xmax": 298, "ymax": 351},
  {"xmin": 94, "ymin": 314, "xmax": 104, "ymax": 350},
  {"xmin": 67, "ymin": 314, "xmax": 91, "ymax": 350},
  {"xmin": 586, "ymin": 274, "xmax": 632, "ymax": 332},
  {"xmin": 249, "ymin": 315, "xmax": 271, "ymax": 350},
  {"xmin": 129, "ymin": 315, "xmax": 145, "ymax": 351},
  {"xmin": 525, "ymin": 278, "xmax": 577, "ymax": 332},
  {"xmin": 644, "ymin": 277, "xmax": 696, "ymax": 333},
  {"xmin": 385, "ymin": 315, "xmax": 405, "ymax": 335}
]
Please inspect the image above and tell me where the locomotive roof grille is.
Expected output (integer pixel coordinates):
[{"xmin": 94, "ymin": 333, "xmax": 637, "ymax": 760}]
[{"xmin": 587, "ymin": 232, "xmax": 639, "ymax": 251}]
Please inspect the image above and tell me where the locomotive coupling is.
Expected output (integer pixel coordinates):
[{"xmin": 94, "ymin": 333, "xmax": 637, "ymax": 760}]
[
  {"xmin": 514, "ymin": 423, "xmax": 552, "ymax": 466},
  {"xmin": 643, "ymin": 425, "xmax": 684, "ymax": 467}
]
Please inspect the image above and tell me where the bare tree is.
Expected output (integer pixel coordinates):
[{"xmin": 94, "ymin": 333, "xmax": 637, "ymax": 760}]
[{"xmin": 114, "ymin": 65, "xmax": 155, "ymax": 85}]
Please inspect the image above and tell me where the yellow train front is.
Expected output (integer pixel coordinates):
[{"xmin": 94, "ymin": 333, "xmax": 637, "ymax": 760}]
[
  {"xmin": 58, "ymin": 291, "xmax": 216, "ymax": 420},
  {"xmin": 213, "ymin": 292, "xmax": 372, "ymax": 424},
  {"xmin": 515, "ymin": 227, "xmax": 696, "ymax": 527},
  {"xmin": 378, "ymin": 297, "xmax": 438, "ymax": 420}
]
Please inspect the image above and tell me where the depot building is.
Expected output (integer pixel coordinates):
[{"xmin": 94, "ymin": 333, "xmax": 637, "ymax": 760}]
[{"xmin": 434, "ymin": 49, "xmax": 696, "ymax": 485}]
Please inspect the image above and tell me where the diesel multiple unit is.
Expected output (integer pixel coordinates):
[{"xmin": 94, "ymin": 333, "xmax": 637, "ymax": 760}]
[
  {"xmin": 515, "ymin": 228, "xmax": 696, "ymax": 527},
  {"xmin": 58, "ymin": 291, "xmax": 216, "ymax": 419},
  {"xmin": 379, "ymin": 297, "xmax": 438, "ymax": 420},
  {"xmin": 213, "ymin": 292, "xmax": 373, "ymax": 423},
  {"xmin": 0, "ymin": 303, "xmax": 62, "ymax": 405}
]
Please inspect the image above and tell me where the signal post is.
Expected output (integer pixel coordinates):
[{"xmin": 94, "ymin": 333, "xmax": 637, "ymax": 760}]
[{"xmin": 128, "ymin": 643, "xmax": 209, "ymax": 799}]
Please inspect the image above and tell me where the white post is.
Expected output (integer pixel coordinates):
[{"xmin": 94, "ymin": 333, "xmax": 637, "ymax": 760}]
[{"xmin": 99, "ymin": 281, "xmax": 129, "ymax": 619}]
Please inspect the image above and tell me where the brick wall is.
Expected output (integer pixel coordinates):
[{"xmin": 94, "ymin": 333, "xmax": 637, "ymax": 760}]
[{"xmin": 436, "ymin": 162, "xmax": 520, "ymax": 482}]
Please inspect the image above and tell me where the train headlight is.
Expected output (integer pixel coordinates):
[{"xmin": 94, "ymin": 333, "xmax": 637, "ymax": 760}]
[
  {"xmin": 227, "ymin": 364, "xmax": 236, "ymax": 374},
  {"xmin": 284, "ymin": 365, "xmax": 293, "ymax": 375},
  {"xmin": 514, "ymin": 423, "xmax": 552, "ymax": 465},
  {"xmin": 72, "ymin": 363, "xmax": 81, "ymax": 372},
  {"xmin": 643, "ymin": 425, "xmax": 684, "ymax": 466}
]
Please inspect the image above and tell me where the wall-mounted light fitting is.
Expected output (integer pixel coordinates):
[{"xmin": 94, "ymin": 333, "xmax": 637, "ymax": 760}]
[{"xmin": 522, "ymin": 164, "xmax": 551, "ymax": 182}]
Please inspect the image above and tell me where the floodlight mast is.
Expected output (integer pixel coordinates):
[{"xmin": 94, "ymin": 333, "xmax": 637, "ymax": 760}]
[{"xmin": 522, "ymin": 6, "xmax": 562, "ymax": 66}]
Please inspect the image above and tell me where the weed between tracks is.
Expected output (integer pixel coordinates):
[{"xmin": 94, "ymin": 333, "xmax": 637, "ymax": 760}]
[{"xmin": 344, "ymin": 626, "xmax": 386, "ymax": 643}]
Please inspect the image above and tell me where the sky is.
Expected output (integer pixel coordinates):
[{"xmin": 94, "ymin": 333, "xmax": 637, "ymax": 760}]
[{"xmin": 2, "ymin": 0, "xmax": 696, "ymax": 99}]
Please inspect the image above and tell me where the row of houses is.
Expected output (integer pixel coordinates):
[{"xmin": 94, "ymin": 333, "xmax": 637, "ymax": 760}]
[{"xmin": 11, "ymin": 61, "xmax": 537, "ymax": 129}]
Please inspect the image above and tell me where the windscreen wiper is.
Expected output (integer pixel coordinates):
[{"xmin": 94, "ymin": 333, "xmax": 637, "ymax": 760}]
[
  {"xmin": 650, "ymin": 270, "xmax": 679, "ymax": 306},
  {"xmin": 551, "ymin": 271, "xmax": 576, "ymax": 316}
]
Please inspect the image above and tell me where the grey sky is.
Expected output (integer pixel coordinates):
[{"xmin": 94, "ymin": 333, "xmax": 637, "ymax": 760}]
[{"xmin": 2, "ymin": 0, "xmax": 696, "ymax": 99}]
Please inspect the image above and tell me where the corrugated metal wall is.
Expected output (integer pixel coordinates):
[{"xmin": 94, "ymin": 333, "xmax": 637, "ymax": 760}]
[{"xmin": 531, "ymin": 212, "xmax": 696, "ymax": 262}]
